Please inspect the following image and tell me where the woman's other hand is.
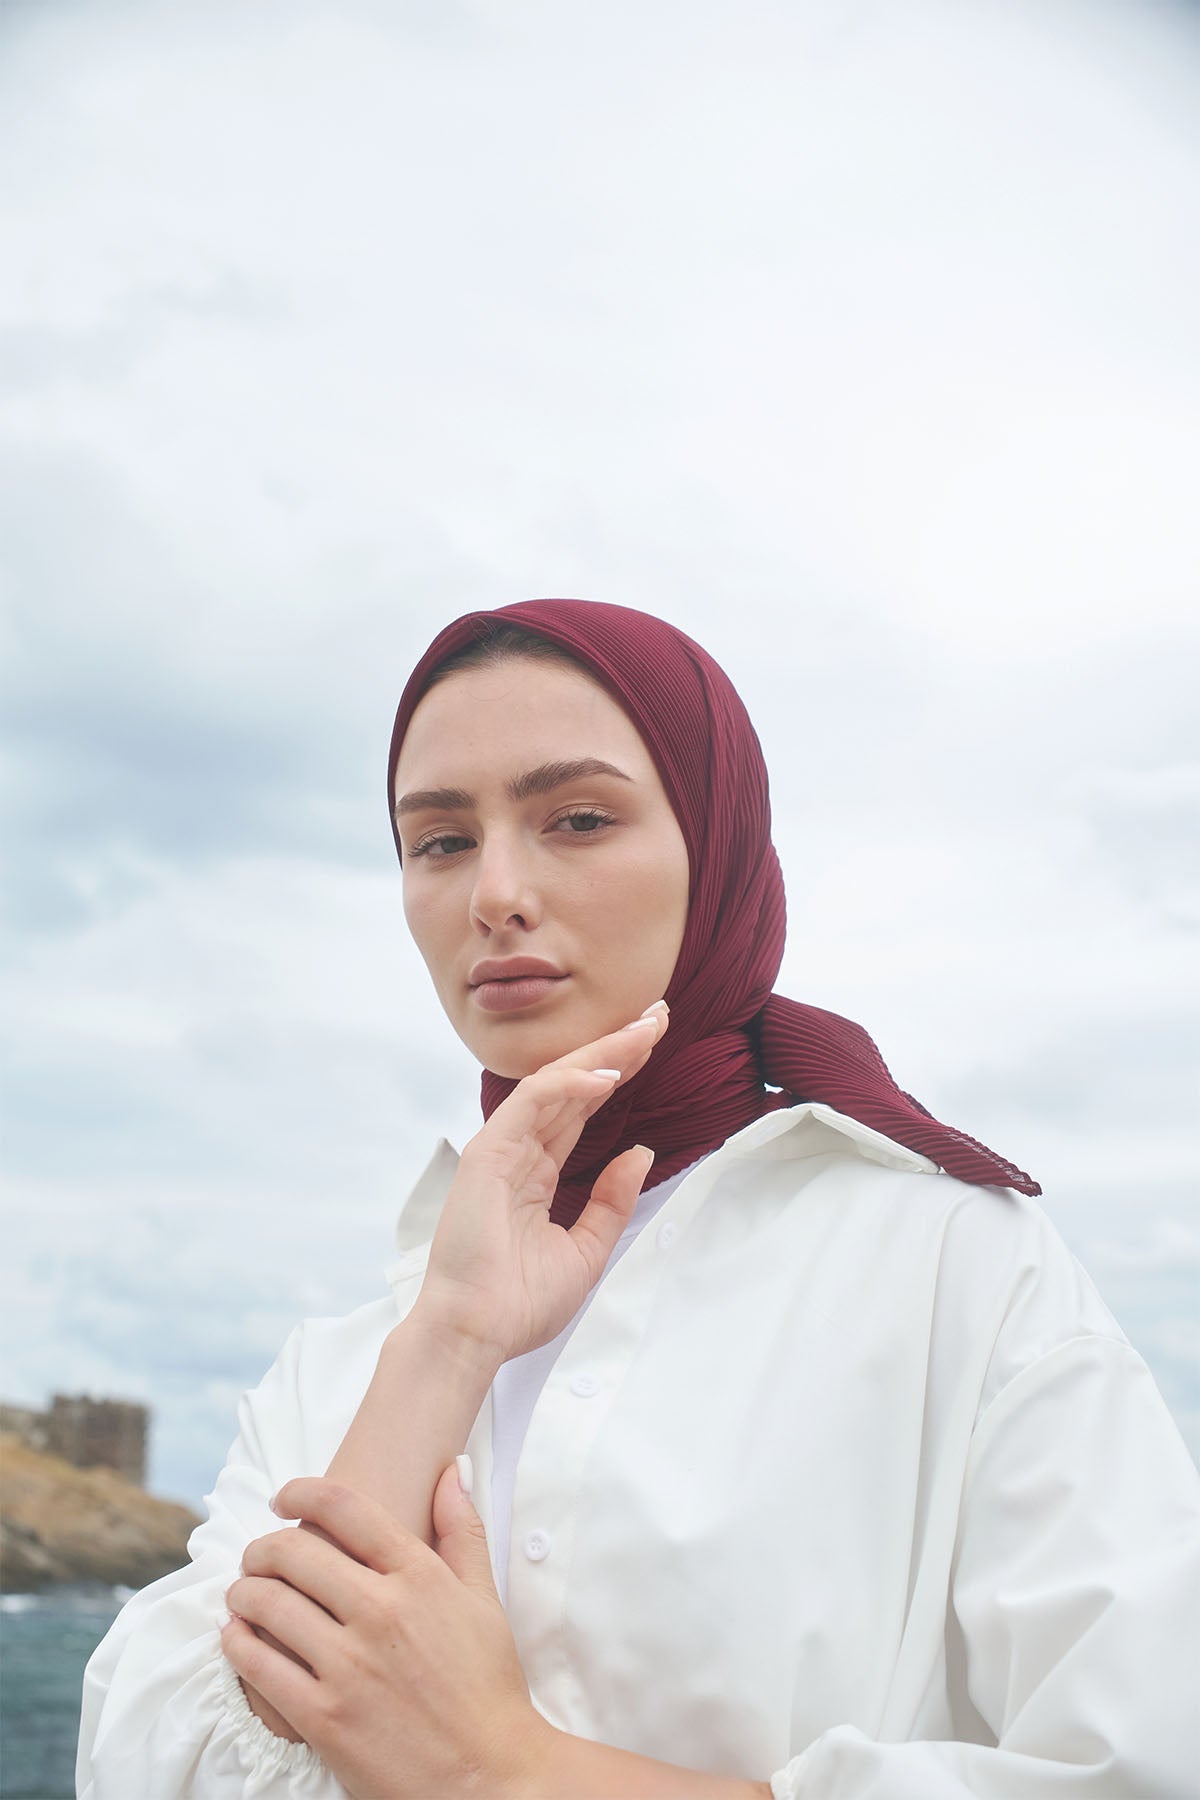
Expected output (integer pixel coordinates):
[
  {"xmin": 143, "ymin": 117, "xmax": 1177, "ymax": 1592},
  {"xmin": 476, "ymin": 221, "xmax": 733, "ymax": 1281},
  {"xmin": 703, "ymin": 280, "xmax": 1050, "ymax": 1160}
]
[
  {"xmin": 411, "ymin": 1001, "xmax": 668, "ymax": 1365},
  {"xmin": 222, "ymin": 1467, "xmax": 557, "ymax": 1799}
]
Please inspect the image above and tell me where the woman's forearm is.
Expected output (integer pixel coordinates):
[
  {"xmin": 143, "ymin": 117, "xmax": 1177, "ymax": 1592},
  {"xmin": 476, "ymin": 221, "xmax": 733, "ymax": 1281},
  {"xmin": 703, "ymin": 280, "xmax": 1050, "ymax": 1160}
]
[
  {"xmin": 324, "ymin": 1305, "xmax": 501, "ymax": 1547},
  {"xmin": 240, "ymin": 1307, "xmax": 501, "ymax": 1739},
  {"xmin": 527, "ymin": 1725, "xmax": 773, "ymax": 1799}
]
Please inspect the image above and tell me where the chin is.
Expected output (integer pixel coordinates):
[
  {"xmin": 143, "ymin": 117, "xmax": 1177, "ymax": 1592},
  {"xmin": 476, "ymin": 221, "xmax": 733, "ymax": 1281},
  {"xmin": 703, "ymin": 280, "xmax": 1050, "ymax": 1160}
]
[
  {"xmin": 482, "ymin": 1040, "xmax": 569, "ymax": 1081},
  {"xmin": 468, "ymin": 1016, "xmax": 592, "ymax": 1081},
  {"xmin": 488, "ymin": 1055, "xmax": 546, "ymax": 1081}
]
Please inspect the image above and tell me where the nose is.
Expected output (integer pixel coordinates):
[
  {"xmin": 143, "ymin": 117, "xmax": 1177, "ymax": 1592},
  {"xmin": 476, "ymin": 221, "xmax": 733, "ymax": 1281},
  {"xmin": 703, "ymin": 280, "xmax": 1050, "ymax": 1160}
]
[{"xmin": 469, "ymin": 833, "xmax": 543, "ymax": 935}]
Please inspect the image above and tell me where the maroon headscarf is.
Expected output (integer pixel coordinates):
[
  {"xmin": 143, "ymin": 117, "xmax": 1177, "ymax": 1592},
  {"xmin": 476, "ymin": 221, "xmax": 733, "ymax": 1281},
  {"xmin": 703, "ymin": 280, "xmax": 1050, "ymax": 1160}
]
[{"xmin": 388, "ymin": 598, "xmax": 1040, "ymax": 1223}]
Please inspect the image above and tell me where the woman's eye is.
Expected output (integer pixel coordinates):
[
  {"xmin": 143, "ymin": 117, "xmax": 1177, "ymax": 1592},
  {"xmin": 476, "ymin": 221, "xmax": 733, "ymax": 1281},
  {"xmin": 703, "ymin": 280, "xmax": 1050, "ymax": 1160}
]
[
  {"xmin": 553, "ymin": 809, "xmax": 612, "ymax": 836},
  {"xmin": 409, "ymin": 833, "xmax": 473, "ymax": 859}
]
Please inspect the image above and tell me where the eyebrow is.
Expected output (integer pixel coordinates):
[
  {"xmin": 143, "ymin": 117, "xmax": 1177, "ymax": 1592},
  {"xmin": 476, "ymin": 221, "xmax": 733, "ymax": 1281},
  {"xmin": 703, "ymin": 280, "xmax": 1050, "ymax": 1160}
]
[{"xmin": 394, "ymin": 757, "xmax": 634, "ymax": 822}]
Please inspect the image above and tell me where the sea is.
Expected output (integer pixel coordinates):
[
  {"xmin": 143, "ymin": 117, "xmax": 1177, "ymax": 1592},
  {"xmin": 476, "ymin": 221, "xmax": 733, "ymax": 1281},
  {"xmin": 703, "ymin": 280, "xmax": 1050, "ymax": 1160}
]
[{"xmin": 0, "ymin": 1587, "xmax": 125, "ymax": 1800}]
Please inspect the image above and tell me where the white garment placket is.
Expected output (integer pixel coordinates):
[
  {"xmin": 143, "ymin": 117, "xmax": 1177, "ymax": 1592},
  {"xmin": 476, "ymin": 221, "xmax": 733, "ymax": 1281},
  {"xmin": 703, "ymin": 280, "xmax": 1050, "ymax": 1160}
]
[
  {"xmin": 498, "ymin": 1135, "xmax": 784, "ymax": 1727},
  {"xmin": 502, "ymin": 1224, "xmax": 674, "ymax": 1722}
]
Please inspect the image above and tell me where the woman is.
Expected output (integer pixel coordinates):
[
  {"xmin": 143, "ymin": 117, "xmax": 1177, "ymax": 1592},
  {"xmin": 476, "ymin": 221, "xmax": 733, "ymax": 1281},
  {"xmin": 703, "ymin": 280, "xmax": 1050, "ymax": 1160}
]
[{"xmin": 78, "ymin": 598, "xmax": 1199, "ymax": 1798}]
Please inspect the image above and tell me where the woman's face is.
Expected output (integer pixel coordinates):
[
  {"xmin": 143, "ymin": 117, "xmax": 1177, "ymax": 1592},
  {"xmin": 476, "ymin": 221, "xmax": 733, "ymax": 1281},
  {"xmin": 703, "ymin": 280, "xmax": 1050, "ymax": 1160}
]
[{"xmin": 393, "ymin": 655, "xmax": 691, "ymax": 1078}]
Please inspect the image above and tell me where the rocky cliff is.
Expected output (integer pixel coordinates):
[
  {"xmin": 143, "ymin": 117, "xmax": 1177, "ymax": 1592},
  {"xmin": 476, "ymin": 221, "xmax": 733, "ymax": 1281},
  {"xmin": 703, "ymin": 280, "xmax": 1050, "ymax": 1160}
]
[{"xmin": 0, "ymin": 1433, "xmax": 202, "ymax": 1591}]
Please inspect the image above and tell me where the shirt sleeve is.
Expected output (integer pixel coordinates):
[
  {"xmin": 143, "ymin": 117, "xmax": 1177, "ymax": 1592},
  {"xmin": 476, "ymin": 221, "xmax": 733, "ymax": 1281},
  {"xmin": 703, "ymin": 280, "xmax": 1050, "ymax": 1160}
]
[
  {"xmin": 768, "ymin": 1333, "xmax": 1200, "ymax": 1799},
  {"xmin": 76, "ymin": 1323, "xmax": 348, "ymax": 1800}
]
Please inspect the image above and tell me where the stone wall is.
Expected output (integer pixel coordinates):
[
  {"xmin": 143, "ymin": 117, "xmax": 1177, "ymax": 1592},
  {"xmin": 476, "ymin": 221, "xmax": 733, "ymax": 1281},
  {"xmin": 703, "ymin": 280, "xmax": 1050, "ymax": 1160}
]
[{"xmin": 1, "ymin": 1395, "xmax": 147, "ymax": 1488}]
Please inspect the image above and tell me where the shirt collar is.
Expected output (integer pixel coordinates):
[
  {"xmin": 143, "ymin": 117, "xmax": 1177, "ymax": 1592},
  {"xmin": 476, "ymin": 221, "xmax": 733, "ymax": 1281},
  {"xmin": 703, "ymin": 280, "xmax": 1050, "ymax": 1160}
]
[{"xmin": 388, "ymin": 1101, "xmax": 936, "ymax": 1268}]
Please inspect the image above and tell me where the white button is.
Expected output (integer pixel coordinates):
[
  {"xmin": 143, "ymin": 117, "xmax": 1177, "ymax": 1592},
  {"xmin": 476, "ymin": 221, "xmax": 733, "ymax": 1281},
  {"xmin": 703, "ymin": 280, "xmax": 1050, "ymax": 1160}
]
[
  {"xmin": 524, "ymin": 1529, "xmax": 552, "ymax": 1562},
  {"xmin": 570, "ymin": 1372, "xmax": 600, "ymax": 1398},
  {"xmin": 657, "ymin": 1221, "xmax": 679, "ymax": 1249}
]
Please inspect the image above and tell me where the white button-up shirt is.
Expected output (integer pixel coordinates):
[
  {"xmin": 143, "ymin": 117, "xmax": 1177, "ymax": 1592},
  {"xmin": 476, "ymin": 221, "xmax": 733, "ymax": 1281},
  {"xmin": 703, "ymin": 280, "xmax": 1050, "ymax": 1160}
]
[{"xmin": 78, "ymin": 1103, "xmax": 1200, "ymax": 1798}]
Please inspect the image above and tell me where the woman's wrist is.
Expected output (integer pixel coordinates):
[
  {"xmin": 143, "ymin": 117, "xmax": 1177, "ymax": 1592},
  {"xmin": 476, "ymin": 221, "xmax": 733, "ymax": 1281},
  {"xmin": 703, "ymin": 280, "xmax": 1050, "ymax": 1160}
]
[
  {"xmin": 321, "ymin": 1305, "xmax": 502, "ymax": 1549},
  {"xmin": 400, "ymin": 1296, "xmax": 507, "ymax": 1384},
  {"xmin": 237, "ymin": 1675, "xmax": 305, "ymax": 1744}
]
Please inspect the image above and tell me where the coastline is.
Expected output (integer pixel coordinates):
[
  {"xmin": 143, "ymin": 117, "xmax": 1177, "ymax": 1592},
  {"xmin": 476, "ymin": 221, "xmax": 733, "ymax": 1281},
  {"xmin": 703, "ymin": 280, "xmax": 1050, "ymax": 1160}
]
[{"xmin": 1, "ymin": 1432, "xmax": 201, "ymax": 1592}]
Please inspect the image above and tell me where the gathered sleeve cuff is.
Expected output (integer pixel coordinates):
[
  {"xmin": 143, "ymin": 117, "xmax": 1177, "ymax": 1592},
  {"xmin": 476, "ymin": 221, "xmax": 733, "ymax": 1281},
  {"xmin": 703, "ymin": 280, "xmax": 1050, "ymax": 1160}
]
[{"xmin": 77, "ymin": 1322, "xmax": 354, "ymax": 1799}]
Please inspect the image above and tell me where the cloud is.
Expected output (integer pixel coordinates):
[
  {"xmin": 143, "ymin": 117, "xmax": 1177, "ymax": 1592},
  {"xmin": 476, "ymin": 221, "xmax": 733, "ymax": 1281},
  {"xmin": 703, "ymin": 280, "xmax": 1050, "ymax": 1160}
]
[
  {"xmin": 1090, "ymin": 1218, "xmax": 1200, "ymax": 1278},
  {"xmin": 0, "ymin": 269, "xmax": 287, "ymax": 396},
  {"xmin": 0, "ymin": 437, "xmax": 483, "ymax": 943},
  {"xmin": 1065, "ymin": 763, "xmax": 1200, "ymax": 921}
]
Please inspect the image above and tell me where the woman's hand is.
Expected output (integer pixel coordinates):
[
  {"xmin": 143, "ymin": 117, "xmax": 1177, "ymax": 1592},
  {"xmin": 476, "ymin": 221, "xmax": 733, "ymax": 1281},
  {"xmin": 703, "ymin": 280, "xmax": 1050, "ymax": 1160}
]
[
  {"xmin": 222, "ymin": 1466, "xmax": 557, "ymax": 1800},
  {"xmin": 411, "ymin": 1001, "xmax": 669, "ymax": 1365}
]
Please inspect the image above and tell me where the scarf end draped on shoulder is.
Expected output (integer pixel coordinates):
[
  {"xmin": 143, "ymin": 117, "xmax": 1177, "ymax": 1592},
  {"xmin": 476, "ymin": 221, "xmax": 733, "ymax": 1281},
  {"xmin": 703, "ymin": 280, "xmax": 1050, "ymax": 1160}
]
[{"xmin": 755, "ymin": 997, "xmax": 1042, "ymax": 1197}]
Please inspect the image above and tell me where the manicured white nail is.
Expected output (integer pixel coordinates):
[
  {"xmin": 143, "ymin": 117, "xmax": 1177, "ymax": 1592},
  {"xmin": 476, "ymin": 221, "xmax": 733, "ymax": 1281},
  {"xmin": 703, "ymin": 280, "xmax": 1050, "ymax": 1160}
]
[
  {"xmin": 640, "ymin": 1000, "xmax": 669, "ymax": 1019},
  {"xmin": 635, "ymin": 1144, "xmax": 656, "ymax": 1173},
  {"xmin": 592, "ymin": 1068, "xmax": 622, "ymax": 1081},
  {"xmin": 456, "ymin": 1453, "xmax": 474, "ymax": 1499}
]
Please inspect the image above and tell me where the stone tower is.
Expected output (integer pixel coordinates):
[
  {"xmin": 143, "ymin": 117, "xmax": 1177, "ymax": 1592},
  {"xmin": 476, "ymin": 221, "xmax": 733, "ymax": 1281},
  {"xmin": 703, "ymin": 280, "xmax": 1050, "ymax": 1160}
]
[{"xmin": 44, "ymin": 1394, "xmax": 148, "ymax": 1487}]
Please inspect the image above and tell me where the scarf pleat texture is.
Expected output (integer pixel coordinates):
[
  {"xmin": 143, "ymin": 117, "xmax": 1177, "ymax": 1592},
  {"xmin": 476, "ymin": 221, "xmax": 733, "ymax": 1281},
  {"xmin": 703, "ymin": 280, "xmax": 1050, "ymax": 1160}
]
[{"xmin": 388, "ymin": 598, "xmax": 1040, "ymax": 1228}]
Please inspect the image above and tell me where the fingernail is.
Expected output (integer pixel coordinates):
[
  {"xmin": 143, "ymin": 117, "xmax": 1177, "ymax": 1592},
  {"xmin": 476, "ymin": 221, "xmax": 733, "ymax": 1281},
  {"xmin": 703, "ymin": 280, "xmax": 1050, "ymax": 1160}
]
[
  {"xmin": 635, "ymin": 1144, "xmax": 655, "ymax": 1173},
  {"xmin": 456, "ymin": 1453, "xmax": 474, "ymax": 1499},
  {"xmin": 621, "ymin": 1016, "xmax": 658, "ymax": 1032},
  {"xmin": 268, "ymin": 1492, "xmax": 281, "ymax": 1515},
  {"xmin": 592, "ymin": 1067, "xmax": 621, "ymax": 1081},
  {"xmin": 640, "ymin": 1000, "xmax": 669, "ymax": 1019}
]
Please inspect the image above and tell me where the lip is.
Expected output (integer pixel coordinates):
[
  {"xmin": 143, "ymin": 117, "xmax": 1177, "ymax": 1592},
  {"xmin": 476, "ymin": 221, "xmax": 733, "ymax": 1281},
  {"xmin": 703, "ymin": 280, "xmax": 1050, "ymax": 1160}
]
[
  {"xmin": 468, "ymin": 957, "xmax": 569, "ymax": 1016},
  {"xmin": 468, "ymin": 957, "xmax": 567, "ymax": 987}
]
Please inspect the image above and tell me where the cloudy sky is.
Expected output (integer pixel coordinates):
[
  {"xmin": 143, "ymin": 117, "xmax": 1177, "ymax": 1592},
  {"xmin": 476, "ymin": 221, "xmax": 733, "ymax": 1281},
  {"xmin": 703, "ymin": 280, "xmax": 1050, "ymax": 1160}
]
[{"xmin": 2, "ymin": 0, "xmax": 1197, "ymax": 1508}]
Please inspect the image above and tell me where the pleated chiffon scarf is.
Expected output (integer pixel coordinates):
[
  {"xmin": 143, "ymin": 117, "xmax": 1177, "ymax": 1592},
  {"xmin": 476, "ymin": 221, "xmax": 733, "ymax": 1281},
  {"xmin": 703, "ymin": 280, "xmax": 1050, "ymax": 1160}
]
[{"xmin": 387, "ymin": 598, "xmax": 1040, "ymax": 1223}]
